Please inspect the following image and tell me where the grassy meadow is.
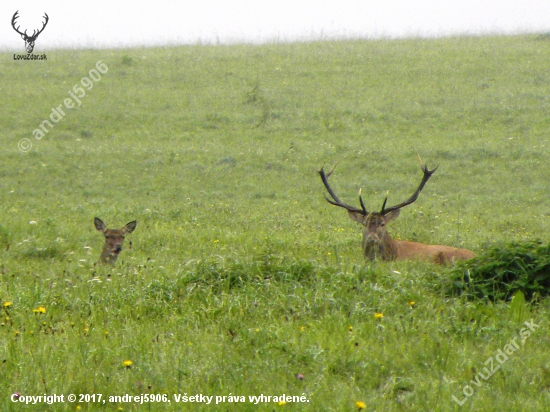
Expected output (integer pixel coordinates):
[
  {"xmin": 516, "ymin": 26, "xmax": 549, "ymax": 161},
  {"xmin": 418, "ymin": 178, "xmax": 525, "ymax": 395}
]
[{"xmin": 1, "ymin": 35, "xmax": 550, "ymax": 411}]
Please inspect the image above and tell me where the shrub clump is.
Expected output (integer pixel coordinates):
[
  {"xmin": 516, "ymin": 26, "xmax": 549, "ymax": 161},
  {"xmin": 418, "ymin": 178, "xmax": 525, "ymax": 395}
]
[{"xmin": 448, "ymin": 240, "xmax": 550, "ymax": 301}]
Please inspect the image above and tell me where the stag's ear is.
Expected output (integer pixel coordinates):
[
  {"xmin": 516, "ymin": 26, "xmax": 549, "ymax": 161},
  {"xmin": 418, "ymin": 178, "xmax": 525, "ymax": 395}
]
[
  {"xmin": 347, "ymin": 211, "xmax": 366, "ymax": 224},
  {"xmin": 122, "ymin": 221, "xmax": 137, "ymax": 234},
  {"xmin": 94, "ymin": 217, "xmax": 107, "ymax": 232},
  {"xmin": 384, "ymin": 209, "xmax": 401, "ymax": 224}
]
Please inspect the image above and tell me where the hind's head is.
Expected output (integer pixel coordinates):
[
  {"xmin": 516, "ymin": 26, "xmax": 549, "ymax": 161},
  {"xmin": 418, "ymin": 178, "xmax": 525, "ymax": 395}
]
[{"xmin": 94, "ymin": 217, "xmax": 137, "ymax": 264}]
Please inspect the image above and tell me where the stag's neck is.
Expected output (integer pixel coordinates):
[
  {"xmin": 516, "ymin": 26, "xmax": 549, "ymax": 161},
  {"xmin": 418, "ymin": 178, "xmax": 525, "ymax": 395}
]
[
  {"xmin": 363, "ymin": 233, "xmax": 399, "ymax": 261},
  {"xmin": 380, "ymin": 235, "xmax": 399, "ymax": 261}
]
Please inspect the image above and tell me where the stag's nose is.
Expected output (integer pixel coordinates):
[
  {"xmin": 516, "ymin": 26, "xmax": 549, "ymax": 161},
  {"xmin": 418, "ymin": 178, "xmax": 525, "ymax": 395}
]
[
  {"xmin": 114, "ymin": 245, "xmax": 122, "ymax": 254},
  {"xmin": 365, "ymin": 233, "xmax": 380, "ymax": 241}
]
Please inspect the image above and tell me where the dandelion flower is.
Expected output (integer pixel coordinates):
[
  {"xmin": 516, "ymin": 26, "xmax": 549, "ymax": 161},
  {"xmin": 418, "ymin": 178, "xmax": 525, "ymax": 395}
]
[
  {"xmin": 409, "ymin": 301, "xmax": 415, "ymax": 308},
  {"xmin": 374, "ymin": 312, "xmax": 384, "ymax": 319},
  {"xmin": 123, "ymin": 359, "xmax": 133, "ymax": 368},
  {"xmin": 3, "ymin": 301, "xmax": 12, "ymax": 308},
  {"xmin": 349, "ymin": 326, "xmax": 353, "ymax": 332},
  {"xmin": 32, "ymin": 306, "xmax": 46, "ymax": 314},
  {"xmin": 356, "ymin": 401, "xmax": 366, "ymax": 409},
  {"xmin": 278, "ymin": 401, "xmax": 287, "ymax": 406}
]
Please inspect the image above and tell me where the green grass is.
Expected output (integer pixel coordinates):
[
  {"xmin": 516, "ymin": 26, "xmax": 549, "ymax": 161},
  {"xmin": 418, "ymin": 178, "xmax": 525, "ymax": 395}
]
[{"xmin": 1, "ymin": 35, "xmax": 550, "ymax": 411}]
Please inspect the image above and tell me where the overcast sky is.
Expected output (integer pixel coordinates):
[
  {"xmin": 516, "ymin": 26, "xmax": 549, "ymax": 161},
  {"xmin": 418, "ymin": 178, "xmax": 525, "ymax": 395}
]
[{"xmin": 1, "ymin": 0, "xmax": 550, "ymax": 51}]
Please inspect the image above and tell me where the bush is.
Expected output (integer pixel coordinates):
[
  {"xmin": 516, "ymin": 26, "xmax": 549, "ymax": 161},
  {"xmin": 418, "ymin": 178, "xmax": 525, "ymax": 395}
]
[{"xmin": 448, "ymin": 240, "xmax": 550, "ymax": 301}]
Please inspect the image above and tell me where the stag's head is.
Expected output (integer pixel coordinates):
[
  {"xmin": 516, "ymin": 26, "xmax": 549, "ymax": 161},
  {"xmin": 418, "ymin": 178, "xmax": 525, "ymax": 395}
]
[
  {"xmin": 346, "ymin": 208, "xmax": 402, "ymax": 260},
  {"xmin": 319, "ymin": 159, "xmax": 437, "ymax": 261},
  {"xmin": 11, "ymin": 11, "xmax": 49, "ymax": 54}
]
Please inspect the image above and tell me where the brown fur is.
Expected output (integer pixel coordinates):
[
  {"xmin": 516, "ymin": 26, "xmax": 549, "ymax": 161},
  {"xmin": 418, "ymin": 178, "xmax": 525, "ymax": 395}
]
[
  {"xmin": 349, "ymin": 210, "xmax": 475, "ymax": 264},
  {"xmin": 94, "ymin": 217, "xmax": 137, "ymax": 264}
]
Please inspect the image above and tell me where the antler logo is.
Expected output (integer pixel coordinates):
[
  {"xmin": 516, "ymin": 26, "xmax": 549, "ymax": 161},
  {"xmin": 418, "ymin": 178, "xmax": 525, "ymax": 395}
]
[{"xmin": 11, "ymin": 11, "xmax": 49, "ymax": 54}]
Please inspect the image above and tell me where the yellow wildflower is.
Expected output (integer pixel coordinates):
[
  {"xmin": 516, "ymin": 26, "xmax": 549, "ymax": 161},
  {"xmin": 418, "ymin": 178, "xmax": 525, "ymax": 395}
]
[
  {"xmin": 374, "ymin": 312, "xmax": 384, "ymax": 319},
  {"xmin": 356, "ymin": 401, "xmax": 367, "ymax": 409}
]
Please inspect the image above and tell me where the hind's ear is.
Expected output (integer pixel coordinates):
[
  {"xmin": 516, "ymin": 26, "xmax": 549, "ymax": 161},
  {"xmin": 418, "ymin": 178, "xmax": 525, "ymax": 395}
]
[
  {"xmin": 123, "ymin": 221, "xmax": 137, "ymax": 234},
  {"xmin": 94, "ymin": 217, "xmax": 106, "ymax": 232}
]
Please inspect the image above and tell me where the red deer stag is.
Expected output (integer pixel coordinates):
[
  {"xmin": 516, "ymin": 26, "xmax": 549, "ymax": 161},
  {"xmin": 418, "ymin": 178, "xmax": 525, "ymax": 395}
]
[
  {"xmin": 94, "ymin": 218, "xmax": 137, "ymax": 264},
  {"xmin": 319, "ymin": 161, "xmax": 475, "ymax": 264}
]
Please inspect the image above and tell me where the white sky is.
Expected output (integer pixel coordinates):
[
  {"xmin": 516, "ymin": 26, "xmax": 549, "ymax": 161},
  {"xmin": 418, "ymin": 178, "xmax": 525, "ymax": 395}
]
[{"xmin": 1, "ymin": 0, "xmax": 550, "ymax": 51}]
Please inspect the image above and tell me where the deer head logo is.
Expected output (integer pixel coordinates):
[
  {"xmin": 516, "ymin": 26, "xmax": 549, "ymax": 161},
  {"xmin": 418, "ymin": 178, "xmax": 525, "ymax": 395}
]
[{"xmin": 11, "ymin": 11, "xmax": 49, "ymax": 54}]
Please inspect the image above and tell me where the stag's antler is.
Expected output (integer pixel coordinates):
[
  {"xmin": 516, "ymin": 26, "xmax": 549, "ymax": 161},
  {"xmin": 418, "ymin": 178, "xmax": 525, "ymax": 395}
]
[
  {"xmin": 319, "ymin": 164, "xmax": 367, "ymax": 215},
  {"xmin": 320, "ymin": 156, "xmax": 437, "ymax": 217},
  {"xmin": 380, "ymin": 158, "xmax": 438, "ymax": 215}
]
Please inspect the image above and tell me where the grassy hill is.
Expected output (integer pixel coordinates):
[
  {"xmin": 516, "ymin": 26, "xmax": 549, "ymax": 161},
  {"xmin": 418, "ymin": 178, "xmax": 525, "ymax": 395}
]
[{"xmin": 1, "ymin": 35, "xmax": 549, "ymax": 411}]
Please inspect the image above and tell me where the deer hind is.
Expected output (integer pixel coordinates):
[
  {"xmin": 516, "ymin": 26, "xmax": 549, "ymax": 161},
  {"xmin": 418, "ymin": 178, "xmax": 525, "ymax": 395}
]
[
  {"xmin": 11, "ymin": 11, "xmax": 49, "ymax": 54},
  {"xmin": 94, "ymin": 218, "xmax": 137, "ymax": 265},
  {"xmin": 319, "ymin": 160, "xmax": 476, "ymax": 265}
]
